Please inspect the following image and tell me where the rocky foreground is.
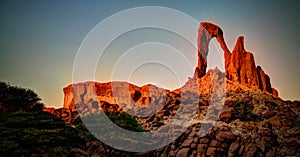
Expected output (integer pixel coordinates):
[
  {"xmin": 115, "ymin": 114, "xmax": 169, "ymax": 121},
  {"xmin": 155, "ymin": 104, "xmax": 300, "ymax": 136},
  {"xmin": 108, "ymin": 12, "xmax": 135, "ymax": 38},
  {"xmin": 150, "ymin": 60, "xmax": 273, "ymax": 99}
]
[{"xmin": 43, "ymin": 22, "xmax": 300, "ymax": 156}]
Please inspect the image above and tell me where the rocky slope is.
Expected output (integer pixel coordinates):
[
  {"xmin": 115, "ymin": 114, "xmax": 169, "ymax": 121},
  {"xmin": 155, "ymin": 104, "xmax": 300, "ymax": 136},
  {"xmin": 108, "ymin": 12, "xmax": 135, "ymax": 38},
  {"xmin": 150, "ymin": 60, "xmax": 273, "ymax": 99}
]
[
  {"xmin": 48, "ymin": 73, "xmax": 300, "ymax": 157},
  {"xmin": 43, "ymin": 22, "xmax": 299, "ymax": 156}
]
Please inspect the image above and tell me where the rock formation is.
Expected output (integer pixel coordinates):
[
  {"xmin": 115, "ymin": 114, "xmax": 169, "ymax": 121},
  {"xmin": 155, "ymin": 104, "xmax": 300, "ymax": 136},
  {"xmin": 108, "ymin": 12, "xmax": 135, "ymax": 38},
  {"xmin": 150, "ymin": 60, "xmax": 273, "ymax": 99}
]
[
  {"xmin": 194, "ymin": 22, "xmax": 278, "ymax": 97},
  {"xmin": 60, "ymin": 22, "xmax": 279, "ymax": 114},
  {"xmin": 229, "ymin": 36, "xmax": 258, "ymax": 86},
  {"xmin": 41, "ymin": 22, "xmax": 300, "ymax": 157},
  {"xmin": 195, "ymin": 22, "xmax": 231, "ymax": 78},
  {"xmin": 62, "ymin": 81, "xmax": 167, "ymax": 117}
]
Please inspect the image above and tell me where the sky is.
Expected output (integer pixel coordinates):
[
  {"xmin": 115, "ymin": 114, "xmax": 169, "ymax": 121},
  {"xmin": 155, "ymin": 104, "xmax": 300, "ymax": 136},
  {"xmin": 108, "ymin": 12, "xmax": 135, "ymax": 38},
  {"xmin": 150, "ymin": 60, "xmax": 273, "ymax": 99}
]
[{"xmin": 0, "ymin": 1, "xmax": 299, "ymax": 108}]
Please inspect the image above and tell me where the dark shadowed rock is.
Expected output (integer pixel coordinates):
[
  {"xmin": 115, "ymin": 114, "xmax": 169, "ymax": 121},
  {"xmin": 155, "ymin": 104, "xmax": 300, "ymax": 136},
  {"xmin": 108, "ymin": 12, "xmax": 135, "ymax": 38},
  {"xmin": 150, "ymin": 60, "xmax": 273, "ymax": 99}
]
[{"xmin": 257, "ymin": 66, "xmax": 272, "ymax": 93}]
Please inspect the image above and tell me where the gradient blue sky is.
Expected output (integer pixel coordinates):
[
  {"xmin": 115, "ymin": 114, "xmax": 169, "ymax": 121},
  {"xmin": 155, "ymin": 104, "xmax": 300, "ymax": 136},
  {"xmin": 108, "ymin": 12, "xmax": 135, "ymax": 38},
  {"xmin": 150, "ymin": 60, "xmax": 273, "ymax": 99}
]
[{"xmin": 0, "ymin": 1, "xmax": 299, "ymax": 107}]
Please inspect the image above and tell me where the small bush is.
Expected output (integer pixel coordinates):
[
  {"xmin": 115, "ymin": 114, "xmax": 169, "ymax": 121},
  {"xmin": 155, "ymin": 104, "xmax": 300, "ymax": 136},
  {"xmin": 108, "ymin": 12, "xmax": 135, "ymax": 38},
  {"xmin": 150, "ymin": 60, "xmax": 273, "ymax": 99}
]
[
  {"xmin": 0, "ymin": 111, "xmax": 84, "ymax": 156},
  {"xmin": 232, "ymin": 99, "xmax": 258, "ymax": 121},
  {"xmin": 105, "ymin": 111, "xmax": 145, "ymax": 132},
  {"xmin": 76, "ymin": 111, "xmax": 147, "ymax": 147}
]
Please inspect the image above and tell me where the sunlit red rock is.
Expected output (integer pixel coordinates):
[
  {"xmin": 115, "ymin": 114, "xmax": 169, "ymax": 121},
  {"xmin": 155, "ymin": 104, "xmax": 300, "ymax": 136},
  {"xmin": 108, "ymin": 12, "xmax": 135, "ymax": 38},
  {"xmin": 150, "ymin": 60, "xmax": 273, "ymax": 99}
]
[
  {"xmin": 229, "ymin": 36, "xmax": 258, "ymax": 86},
  {"xmin": 45, "ymin": 21, "xmax": 299, "ymax": 157},
  {"xmin": 195, "ymin": 22, "xmax": 231, "ymax": 78},
  {"xmin": 195, "ymin": 22, "xmax": 278, "ymax": 97}
]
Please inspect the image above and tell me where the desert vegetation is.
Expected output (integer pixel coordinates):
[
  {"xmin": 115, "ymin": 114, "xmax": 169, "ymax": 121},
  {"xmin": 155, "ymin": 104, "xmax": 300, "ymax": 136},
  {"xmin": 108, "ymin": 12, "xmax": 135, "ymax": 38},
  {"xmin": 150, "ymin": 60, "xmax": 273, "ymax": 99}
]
[
  {"xmin": 231, "ymin": 99, "xmax": 258, "ymax": 121},
  {"xmin": 0, "ymin": 81, "xmax": 146, "ymax": 156}
]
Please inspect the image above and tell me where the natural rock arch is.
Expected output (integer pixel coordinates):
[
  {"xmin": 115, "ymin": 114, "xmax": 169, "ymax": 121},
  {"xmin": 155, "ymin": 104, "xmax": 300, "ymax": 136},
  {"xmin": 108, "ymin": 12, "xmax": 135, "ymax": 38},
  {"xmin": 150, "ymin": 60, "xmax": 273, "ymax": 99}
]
[{"xmin": 194, "ymin": 22, "xmax": 278, "ymax": 96}]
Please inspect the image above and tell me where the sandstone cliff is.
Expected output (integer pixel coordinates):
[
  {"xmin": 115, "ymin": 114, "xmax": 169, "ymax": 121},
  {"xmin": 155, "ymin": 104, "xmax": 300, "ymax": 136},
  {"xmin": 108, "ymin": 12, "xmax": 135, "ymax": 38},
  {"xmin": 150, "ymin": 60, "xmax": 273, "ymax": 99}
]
[{"xmin": 62, "ymin": 81, "xmax": 167, "ymax": 117}]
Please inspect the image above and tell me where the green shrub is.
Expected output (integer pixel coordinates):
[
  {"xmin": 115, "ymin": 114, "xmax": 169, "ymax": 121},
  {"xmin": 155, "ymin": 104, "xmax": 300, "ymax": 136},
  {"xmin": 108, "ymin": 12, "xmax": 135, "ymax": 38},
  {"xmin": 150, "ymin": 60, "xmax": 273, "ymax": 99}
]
[
  {"xmin": 105, "ymin": 111, "xmax": 145, "ymax": 132},
  {"xmin": 232, "ymin": 99, "xmax": 258, "ymax": 121},
  {"xmin": 75, "ymin": 111, "xmax": 146, "ymax": 145},
  {"xmin": 0, "ymin": 111, "xmax": 85, "ymax": 156},
  {"xmin": 0, "ymin": 82, "xmax": 43, "ymax": 113}
]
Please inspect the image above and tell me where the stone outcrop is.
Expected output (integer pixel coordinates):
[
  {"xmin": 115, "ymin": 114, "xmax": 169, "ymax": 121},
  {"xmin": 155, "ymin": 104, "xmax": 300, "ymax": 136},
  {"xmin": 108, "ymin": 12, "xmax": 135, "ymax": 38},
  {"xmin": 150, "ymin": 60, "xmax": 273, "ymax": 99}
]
[
  {"xmin": 194, "ymin": 22, "xmax": 278, "ymax": 97},
  {"xmin": 272, "ymin": 88, "xmax": 278, "ymax": 97},
  {"xmin": 256, "ymin": 66, "xmax": 272, "ymax": 93},
  {"xmin": 42, "ymin": 107, "xmax": 55, "ymax": 114},
  {"xmin": 228, "ymin": 36, "xmax": 258, "ymax": 86}
]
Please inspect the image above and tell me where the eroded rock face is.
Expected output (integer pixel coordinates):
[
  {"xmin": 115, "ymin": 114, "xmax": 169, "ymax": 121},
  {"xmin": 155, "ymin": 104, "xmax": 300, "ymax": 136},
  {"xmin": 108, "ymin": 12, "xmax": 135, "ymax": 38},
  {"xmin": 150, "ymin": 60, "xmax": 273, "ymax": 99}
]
[
  {"xmin": 272, "ymin": 88, "xmax": 278, "ymax": 97},
  {"xmin": 228, "ymin": 36, "xmax": 258, "ymax": 86},
  {"xmin": 195, "ymin": 22, "xmax": 278, "ymax": 97},
  {"xmin": 256, "ymin": 66, "xmax": 272, "ymax": 93},
  {"xmin": 62, "ymin": 81, "xmax": 167, "ymax": 115}
]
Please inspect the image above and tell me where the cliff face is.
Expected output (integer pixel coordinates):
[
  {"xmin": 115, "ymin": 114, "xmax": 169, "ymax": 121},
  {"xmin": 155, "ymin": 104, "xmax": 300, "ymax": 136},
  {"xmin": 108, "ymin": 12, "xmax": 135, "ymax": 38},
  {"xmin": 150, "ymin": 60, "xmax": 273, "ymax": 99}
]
[
  {"xmin": 194, "ymin": 22, "xmax": 278, "ymax": 97},
  {"xmin": 62, "ymin": 81, "xmax": 167, "ymax": 116}
]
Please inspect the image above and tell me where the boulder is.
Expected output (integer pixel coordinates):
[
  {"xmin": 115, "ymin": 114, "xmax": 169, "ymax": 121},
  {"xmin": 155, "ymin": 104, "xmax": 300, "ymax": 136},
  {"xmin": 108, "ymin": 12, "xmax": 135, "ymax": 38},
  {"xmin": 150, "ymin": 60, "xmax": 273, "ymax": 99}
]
[
  {"xmin": 181, "ymin": 138, "xmax": 194, "ymax": 147},
  {"xmin": 176, "ymin": 148, "xmax": 191, "ymax": 157},
  {"xmin": 228, "ymin": 141, "xmax": 240, "ymax": 156},
  {"xmin": 219, "ymin": 106, "xmax": 233, "ymax": 123},
  {"xmin": 217, "ymin": 131, "xmax": 236, "ymax": 141},
  {"xmin": 197, "ymin": 144, "xmax": 208, "ymax": 152},
  {"xmin": 268, "ymin": 115, "xmax": 281, "ymax": 129},
  {"xmin": 206, "ymin": 147, "xmax": 217, "ymax": 156}
]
